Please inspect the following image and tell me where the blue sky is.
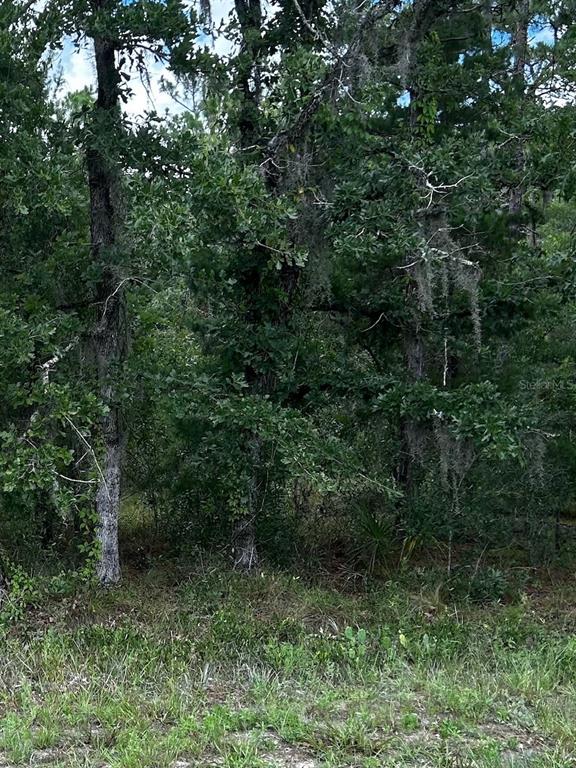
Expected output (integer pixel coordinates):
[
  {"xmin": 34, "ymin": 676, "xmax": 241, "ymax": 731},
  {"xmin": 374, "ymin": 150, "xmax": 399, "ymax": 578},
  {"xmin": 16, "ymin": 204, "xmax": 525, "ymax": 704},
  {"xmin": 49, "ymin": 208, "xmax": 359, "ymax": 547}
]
[
  {"xmin": 493, "ymin": 21, "xmax": 556, "ymax": 49},
  {"xmin": 50, "ymin": 0, "xmax": 236, "ymax": 118},
  {"xmin": 50, "ymin": 4, "xmax": 558, "ymax": 119},
  {"xmin": 54, "ymin": 37, "xmax": 185, "ymax": 116}
]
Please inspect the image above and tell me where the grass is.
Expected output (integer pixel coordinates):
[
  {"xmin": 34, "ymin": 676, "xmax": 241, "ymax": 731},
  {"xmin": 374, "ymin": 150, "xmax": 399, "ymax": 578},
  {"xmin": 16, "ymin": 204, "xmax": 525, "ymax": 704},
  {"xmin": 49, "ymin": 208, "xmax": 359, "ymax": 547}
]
[{"xmin": 1, "ymin": 562, "xmax": 576, "ymax": 767}]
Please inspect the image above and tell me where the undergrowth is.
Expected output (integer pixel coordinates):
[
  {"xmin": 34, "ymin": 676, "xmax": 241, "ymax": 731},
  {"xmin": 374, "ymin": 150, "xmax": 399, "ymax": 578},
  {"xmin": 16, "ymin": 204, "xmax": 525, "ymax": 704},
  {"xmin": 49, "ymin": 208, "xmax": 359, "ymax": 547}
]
[{"xmin": 0, "ymin": 562, "xmax": 575, "ymax": 766}]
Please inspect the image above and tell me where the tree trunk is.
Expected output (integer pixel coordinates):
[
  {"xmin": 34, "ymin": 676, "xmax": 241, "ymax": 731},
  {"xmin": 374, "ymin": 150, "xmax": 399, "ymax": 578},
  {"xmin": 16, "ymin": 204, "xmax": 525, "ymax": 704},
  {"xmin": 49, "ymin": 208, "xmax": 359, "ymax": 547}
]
[
  {"xmin": 234, "ymin": 430, "xmax": 265, "ymax": 571},
  {"xmin": 394, "ymin": 1, "xmax": 446, "ymax": 509},
  {"xmin": 234, "ymin": 0, "xmax": 262, "ymax": 152},
  {"xmin": 87, "ymin": 3, "xmax": 126, "ymax": 586},
  {"xmin": 0, "ymin": 557, "xmax": 7, "ymax": 606},
  {"xmin": 229, "ymin": 0, "xmax": 266, "ymax": 569},
  {"xmin": 509, "ymin": 0, "xmax": 530, "ymax": 224},
  {"xmin": 233, "ymin": 517, "xmax": 259, "ymax": 571},
  {"xmin": 396, "ymin": 329, "xmax": 426, "ymax": 502},
  {"xmin": 96, "ymin": 427, "xmax": 122, "ymax": 584},
  {"xmin": 94, "ymin": 296, "xmax": 124, "ymax": 584}
]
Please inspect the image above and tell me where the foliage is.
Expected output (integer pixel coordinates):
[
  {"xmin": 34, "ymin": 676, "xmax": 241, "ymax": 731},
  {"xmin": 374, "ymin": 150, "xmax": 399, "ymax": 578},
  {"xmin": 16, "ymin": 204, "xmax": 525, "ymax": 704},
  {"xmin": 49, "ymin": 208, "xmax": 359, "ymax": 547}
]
[
  {"xmin": 1, "ymin": 0, "xmax": 576, "ymax": 585},
  {"xmin": 0, "ymin": 568, "xmax": 576, "ymax": 765}
]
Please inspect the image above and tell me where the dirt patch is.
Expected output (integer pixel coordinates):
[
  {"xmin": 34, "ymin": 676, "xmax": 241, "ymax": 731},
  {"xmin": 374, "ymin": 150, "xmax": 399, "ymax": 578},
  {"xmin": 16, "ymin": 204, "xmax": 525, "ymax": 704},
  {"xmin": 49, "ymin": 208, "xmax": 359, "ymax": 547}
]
[
  {"xmin": 478, "ymin": 721, "xmax": 549, "ymax": 752},
  {"xmin": 262, "ymin": 733, "xmax": 318, "ymax": 768}
]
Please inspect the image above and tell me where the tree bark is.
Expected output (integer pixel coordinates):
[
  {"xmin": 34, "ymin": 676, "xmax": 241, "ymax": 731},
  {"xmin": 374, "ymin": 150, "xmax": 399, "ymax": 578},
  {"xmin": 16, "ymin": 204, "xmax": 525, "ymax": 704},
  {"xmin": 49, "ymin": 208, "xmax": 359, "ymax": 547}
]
[
  {"xmin": 234, "ymin": 0, "xmax": 263, "ymax": 152},
  {"xmin": 232, "ymin": 432, "xmax": 262, "ymax": 570},
  {"xmin": 229, "ymin": 0, "xmax": 266, "ymax": 570},
  {"xmin": 395, "ymin": 327, "xmax": 426, "ymax": 502},
  {"xmin": 232, "ymin": 517, "xmax": 259, "ymax": 570},
  {"xmin": 0, "ymin": 554, "xmax": 7, "ymax": 606},
  {"xmin": 509, "ymin": 0, "xmax": 530, "ymax": 224},
  {"xmin": 87, "ymin": 1, "xmax": 126, "ymax": 586}
]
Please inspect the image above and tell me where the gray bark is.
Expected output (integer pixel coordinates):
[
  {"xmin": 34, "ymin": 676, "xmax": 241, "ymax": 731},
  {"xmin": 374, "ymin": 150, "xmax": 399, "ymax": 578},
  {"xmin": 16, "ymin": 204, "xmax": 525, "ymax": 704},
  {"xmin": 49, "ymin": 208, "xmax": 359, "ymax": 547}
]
[
  {"xmin": 395, "ymin": 1, "xmax": 449, "ymax": 501},
  {"xmin": 96, "ymin": 439, "xmax": 122, "ymax": 584},
  {"xmin": 87, "ymin": 0, "xmax": 126, "ymax": 586},
  {"xmin": 396, "ymin": 328, "xmax": 426, "ymax": 497},
  {"xmin": 234, "ymin": 0, "xmax": 263, "ymax": 151},
  {"xmin": 233, "ymin": 429, "xmax": 264, "ymax": 572},
  {"xmin": 92, "ymin": 337, "xmax": 125, "ymax": 591},
  {"xmin": 233, "ymin": 435, "xmax": 263, "ymax": 571},
  {"xmin": 233, "ymin": 431, "xmax": 264, "ymax": 571},
  {"xmin": 0, "ymin": 564, "xmax": 7, "ymax": 606},
  {"xmin": 231, "ymin": 0, "xmax": 265, "ymax": 570},
  {"xmin": 233, "ymin": 517, "xmax": 259, "ymax": 571},
  {"xmin": 509, "ymin": 0, "xmax": 530, "ymax": 221}
]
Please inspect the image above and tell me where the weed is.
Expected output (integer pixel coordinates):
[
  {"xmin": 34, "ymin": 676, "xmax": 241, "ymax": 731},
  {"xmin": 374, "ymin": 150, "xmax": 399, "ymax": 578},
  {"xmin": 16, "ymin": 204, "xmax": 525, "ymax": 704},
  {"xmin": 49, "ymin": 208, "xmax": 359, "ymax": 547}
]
[{"xmin": 0, "ymin": 566, "xmax": 573, "ymax": 766}]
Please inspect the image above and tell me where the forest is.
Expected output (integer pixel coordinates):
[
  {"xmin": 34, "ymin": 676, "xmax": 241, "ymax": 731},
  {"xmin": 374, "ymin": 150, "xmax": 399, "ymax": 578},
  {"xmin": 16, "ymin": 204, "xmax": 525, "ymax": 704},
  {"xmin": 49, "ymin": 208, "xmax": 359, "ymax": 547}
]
[{"xmin": 1, "ymin": 0, "xmax": 576, "ymax": 766}]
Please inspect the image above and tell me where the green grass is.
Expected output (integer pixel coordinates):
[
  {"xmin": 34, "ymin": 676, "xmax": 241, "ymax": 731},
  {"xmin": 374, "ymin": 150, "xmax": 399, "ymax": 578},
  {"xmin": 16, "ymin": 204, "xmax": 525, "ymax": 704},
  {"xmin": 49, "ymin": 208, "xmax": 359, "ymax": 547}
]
[{"xmin": 1, "ymin": 564, "xmax": 576, "ymax": 767}]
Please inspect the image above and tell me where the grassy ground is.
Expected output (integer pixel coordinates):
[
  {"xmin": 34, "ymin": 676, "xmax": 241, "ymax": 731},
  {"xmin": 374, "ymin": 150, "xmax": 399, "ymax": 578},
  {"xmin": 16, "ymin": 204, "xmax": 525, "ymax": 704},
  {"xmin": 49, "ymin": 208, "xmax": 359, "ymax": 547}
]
[{"xmin": 1, "ymin": 562, "xmax": 576, "ymax": 768}]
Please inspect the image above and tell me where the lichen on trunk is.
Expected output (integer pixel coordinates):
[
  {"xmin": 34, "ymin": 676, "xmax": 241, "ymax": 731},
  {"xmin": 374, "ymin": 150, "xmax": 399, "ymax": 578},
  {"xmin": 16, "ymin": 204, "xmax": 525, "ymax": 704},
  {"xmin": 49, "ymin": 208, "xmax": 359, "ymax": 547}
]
[
  {"xmin": 96, "ymin": 437, "xmax": 122, "ymax": 585},
  {"xmin": 233, "ymin": 432, "xmax": 264, "ymax": 572},
  {"xmin": 87, "ymin": 0, "xmax": 126, "ymax": 586},
  {"xmin": 232, "ymin": 516, "xmax": 259, "ymax": 572}
]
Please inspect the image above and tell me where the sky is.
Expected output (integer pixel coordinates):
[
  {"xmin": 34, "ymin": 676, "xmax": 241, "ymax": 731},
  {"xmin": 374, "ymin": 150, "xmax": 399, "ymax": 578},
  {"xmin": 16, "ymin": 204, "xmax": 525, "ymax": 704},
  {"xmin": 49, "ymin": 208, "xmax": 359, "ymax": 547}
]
[
  {"xmin": 49, "ymin": 0, "xmax": 236, "ymax": 119},
  {"xmin": 54, "ymin": 38, "xmax": 188, "ymax": 117},
  {"xmin": 50, "ymin": 3, "xmax": 557, "ymax": 120}
]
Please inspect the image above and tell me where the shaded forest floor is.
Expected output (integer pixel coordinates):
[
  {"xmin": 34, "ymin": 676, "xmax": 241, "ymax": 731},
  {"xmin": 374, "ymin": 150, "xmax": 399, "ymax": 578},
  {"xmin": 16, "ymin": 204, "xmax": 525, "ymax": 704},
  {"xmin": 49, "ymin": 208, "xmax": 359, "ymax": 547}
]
[{"xmin": 1, "ymin": 562, "xmax": 576, "ymax": 768}]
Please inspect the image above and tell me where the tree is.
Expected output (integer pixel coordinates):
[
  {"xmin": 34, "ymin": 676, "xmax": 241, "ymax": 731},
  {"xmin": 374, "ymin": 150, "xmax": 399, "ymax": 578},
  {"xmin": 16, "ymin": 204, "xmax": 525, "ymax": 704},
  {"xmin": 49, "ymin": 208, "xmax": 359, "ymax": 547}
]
[
  {"xmin": 1, "ymin": 0, "xmax": 575, "ymax": 589},
  {"xmin": 43, "ymin": 0, "xmax": 195, "ymax": 584},
  {"xmin": 0, "ymin": 0, "xmax": 103, "ymax": 585},
  {"xmin": 84, "ymin": 0, "xmax": 127, "ymax": 585}
]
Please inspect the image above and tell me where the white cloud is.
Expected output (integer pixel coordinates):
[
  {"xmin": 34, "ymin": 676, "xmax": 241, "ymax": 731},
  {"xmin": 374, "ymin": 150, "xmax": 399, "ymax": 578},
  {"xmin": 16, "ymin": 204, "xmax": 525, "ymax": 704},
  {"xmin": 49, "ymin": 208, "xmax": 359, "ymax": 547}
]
[
  {"xmin": 50, "ymin": 38, "xmax": 194, "ymax": 119},
  {"xmin": 49, "ymin": 0, "xmax": 240, "ymax": 119},
  {"xmin": 47, "ymin": 0, "xmax": 289, "ymax": 119},
  {"xmin": 57, "ymin": 41, "xmax": 93, "ymax": 94}
]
